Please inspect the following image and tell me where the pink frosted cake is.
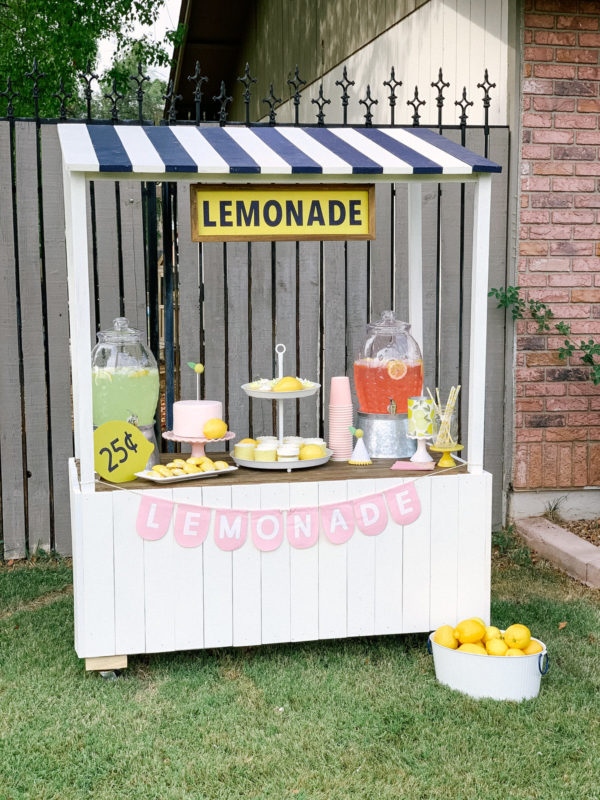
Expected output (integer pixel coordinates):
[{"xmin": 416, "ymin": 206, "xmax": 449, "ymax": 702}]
[{"xmin": 172, "ymin": 400, "xmax": 223, "ymax": 438}]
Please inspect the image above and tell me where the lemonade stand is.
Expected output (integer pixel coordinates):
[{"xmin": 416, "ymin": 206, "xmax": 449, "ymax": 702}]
[{"xmin": 58, "ymin": 123, "xmax": 500, "ymax": 672}]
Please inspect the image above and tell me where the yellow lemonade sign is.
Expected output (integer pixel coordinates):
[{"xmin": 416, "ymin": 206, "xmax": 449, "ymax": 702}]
[{"xmin": 190, "ymin": 184, "xmax": 374, "ymax": 242}]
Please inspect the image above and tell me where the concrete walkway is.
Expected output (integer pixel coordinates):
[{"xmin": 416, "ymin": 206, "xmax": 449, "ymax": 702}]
[{"xmin": 516, "ymin": 517, "xmax": 600, "ymax": 589}]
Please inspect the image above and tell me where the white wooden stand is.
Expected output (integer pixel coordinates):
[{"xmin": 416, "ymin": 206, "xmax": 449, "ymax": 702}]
[
  {"xmin": 58, "ymin": 125, "xmax": 496, "ymax": 670},
  {"xmin": 70, "ymin": 460, "xmax": 491, "ymax": 663}
]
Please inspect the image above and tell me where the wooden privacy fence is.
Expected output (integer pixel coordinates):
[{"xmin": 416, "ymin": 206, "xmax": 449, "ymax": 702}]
[{"xmin": 0, "ymin": 121, "xmax": 509, "ymax": 559}]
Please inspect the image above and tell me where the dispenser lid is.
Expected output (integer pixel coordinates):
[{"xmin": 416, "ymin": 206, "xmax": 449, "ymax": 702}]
[
  {"xmin": 97, "ymin": 317, "xmax": 142, "ymax": 344},
  {"xmin": 366, "ymin": 310, "xmax": 410, "ymax": 336}
]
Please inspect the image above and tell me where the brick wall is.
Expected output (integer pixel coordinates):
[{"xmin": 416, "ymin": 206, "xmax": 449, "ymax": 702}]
[{"xmin": 515, "ymin": 0, "xmax": 600, "ymax": 490}]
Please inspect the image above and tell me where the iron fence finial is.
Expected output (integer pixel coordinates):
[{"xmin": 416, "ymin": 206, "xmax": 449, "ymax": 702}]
[
  {"xmin": 359, "ymin": 85, "xmax": 378, "ymax": 127},
  {"xmin": 383, "ymin": 67, "xmax": 402, "ymax": 125},
  {"xmin": 213, "ymin": 81, "xmax": 232, "ymax": 125},
  {"xmin": 431, "ymin": 67, "xmax": 450, "ymax": 130},
  {"xmin": 52, "ymin": 77, "xmax": 73, "ymax": 121},
  {"xmin": 130, "ymin": 64, "xmax": 150, "ymax": 124},
  {"xmin": 262, "ymin": 83, "xmax": 281, "ymax": 125},
  {"xmin": 163, "ymin": 80, "xmax": 183, "ymax": 123},
  {"xmin": 188, "ymin": 61, "xmax": 208, "ymax": 125},
  {"xmin": 78, "ymin": 60, "xmax": 99, "ymax": 121},
  {"xmin": 335, "ymin": 66, "xmax": 354, "ymax": 125},
  {"xmin": 311, "ymin": 83, "xmax": 330, "ymax": 126},
  {"xmin": 25, "ymin": 57, "xmax": 46, "ymax": 120},
  {"xmin": 237, "ymin": 63, "xmax": 257, "ymax": 125},
  {"xmin": 287, "ymin": 66, "xmax": 306, "ymax": 125},
  {"xmin": 0, "ymin": 76, "xmax": 19, "ymax": 119},
  {"xmin": 407, "ymin": 86, "xmax": 425, "ymax": 126}
]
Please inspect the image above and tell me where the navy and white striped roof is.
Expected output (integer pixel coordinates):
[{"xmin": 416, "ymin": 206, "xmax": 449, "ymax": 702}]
[{"xmin": 57, "ymin": 123, "xmax": 501, "ymax": 178}]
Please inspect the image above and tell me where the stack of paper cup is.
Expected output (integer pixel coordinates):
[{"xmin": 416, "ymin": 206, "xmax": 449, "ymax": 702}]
[{"xmin": 328, "ymin": 376, "xmax": 354, "ymax": 461}]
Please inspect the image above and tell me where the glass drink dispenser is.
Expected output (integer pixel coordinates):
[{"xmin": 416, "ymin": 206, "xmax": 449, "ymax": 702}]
[
  {"xmin": 353, "ymin": 310, "xmax": 423, "ymax": 458},
  {"xmin": 91, "ymin": 317, "xmax": 160, "ymax": 466}
]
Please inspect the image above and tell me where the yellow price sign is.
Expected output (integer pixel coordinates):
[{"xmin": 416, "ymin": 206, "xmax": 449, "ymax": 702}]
[{"xmin": 94, "ymin": 421, "xmax": 154, "ymax": 483}]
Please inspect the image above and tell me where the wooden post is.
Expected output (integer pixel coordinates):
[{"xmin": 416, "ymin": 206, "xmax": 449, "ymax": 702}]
[
  {"xmin": 407, "ymin": 182, "xmax": 423, "ymax": 351},
  {"xmin": 467, "ymin": 173, "xmax": 492, "ymax": 474},
  {"xmin": 63, "ymin": 168, "xmax": 95, "ymax": 491}
]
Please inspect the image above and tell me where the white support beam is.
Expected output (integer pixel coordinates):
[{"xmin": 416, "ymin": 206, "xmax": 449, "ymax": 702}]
[
  {"xmin": 467, "ymin": 174, "xmax": 492, "ymax": 474},
  {"xmin": 63, "ymin": 169, "xmax": 95, "ymax": 492},
  {"xmin": 407, "ymin": 182, "xmax": 423, "ymax": 351}
]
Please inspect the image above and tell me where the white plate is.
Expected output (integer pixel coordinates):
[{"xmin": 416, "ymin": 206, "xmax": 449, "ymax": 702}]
[
  {"xmin": 135, "ymin": 466, "xmax": 238, "ymax": 484},
  {"xmin": 232, "ymin": 449, "xmax": 332, "ymax": 472},
  {"xmin": 241, "ymin": 382, "xmax": 320, "ymax": 400}
]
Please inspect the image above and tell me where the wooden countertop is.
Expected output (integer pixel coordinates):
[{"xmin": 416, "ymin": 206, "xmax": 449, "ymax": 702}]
[{"xmin": 90, "ymin": 453, "xmax": 467, "ymax": 492}]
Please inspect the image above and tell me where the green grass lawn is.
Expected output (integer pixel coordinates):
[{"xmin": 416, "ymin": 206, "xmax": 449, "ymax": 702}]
[{"xmin": 0, "ymin": 538, "xmax": 599, "ymax": 800}]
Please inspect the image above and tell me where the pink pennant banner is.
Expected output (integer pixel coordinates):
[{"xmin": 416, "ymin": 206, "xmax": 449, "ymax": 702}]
[
  {"xmin": 384, "ymin": 481, "xmax": 421, "ymax": 525},
  {"xmin": 251, "ymin": 510, "xmax": 284, "ymax": 552},
  {"xmin": 320, "ymin": 501, "xmax": 355, "ymax": 544},
  {"xmin": 136, "ymin": 495, "xmax": 173, "ymax": 541},
  {"xmin": 287, "ymin": 508, "xmax": 319, "ymax": 549},
  {"xmin": 214, "ymin": 509, "xmax": 248, "ymax": 551},
  {"xmin": 174, "ymin": 504, "xmax": 211, "ymax": 548},
  {"xmin": 354, "ymin": 493, "xmax": 388, "ymax": 536}
]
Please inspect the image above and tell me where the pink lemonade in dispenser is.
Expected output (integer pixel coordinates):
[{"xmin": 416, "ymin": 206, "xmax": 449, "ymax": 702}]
[{"xmin": 354, "ymin": 311, "xmax": 423, "ymax": 414}]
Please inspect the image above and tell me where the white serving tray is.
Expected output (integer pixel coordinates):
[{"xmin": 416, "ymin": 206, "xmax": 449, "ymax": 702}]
[
  {"xmin": 241, "ymin": 382, "xmax": 320, "ymax": 400},
  {"xmin": 232, "ymin": 449, "xmax": 332, "ymax": 472},
  {"xmin": 135, "ymin": 466, "xmax": 238, "ymax": 484}
]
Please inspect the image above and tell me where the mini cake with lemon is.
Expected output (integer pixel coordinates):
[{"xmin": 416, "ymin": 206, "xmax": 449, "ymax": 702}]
[{"xmin": 172, "ymin": 400, "xmax": 224, "ymax": 438}]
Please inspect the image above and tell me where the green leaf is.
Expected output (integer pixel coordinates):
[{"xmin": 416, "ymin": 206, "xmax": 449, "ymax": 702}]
[{"xmin": 187, "ymin": 362, "xmax": 196, "ymax": 369}]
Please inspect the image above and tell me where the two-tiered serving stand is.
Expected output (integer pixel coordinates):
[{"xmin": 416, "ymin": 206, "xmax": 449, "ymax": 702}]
[{"xmin": 234, "ymin": 343, "xmax": 331, "ymax": 472}]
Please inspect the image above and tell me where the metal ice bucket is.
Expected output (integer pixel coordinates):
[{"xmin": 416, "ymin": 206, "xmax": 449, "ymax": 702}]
[{"xmin": 357, "ymin": 411, "xmax": 417, "ymax": 459}]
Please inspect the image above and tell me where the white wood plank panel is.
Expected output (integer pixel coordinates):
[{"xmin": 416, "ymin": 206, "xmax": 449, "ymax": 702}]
[
  {"xmin": 317, "ymin": 480, "xmax": 347, "ymax": 639},
  {"xmin": 93, "ymin": 180, "xmax": 121, "ymax": 330},
  {"xmin": 231, "ymin": 483, "xmax": 261, "ymax": 646},
  {"xmin": 227, "ymin": 241, "xmax": 250, "ymax": 444},
  {"xmin": 177, "ymin": 183, "xmax": 201, "ymax": 405},
  {"xmin": 417, "ymin": 0, "xmax": 432, "ymax": 112},
  {"xmin": 402, "ymin": 476, "xmax": 431, "ymax": 632},
  {"xmin": 457, "ymin": 473, "xmax": 492, "ymax": 624},
  {"xmin": 484, "ymin": 0, "xmax": 504, "ymax": 122},
  {"xmin": 15, "ymin": 120, "xmax": 51, "ymax": 551},
  {"xmin": 260, "ymin": 482, "xmax": 291, "ymax": 644},
  {"xmin": 469, "ymin": 0, "xmax": 486, "ymax": 123},
  {"xmin": 143, "ymin": 487, "xmax": 176, "ymax": 654},
  {"xmin": 77, "ymin": 491, "xmax": 116, "ymax": 657},
  {"xmin": 455, "ymin": 0, "xmax": 472, "ymax": 112},
  {"xmin": 0, "ymin": 121, "xmax": 26, "ymax": 558},
  {"xmin": 322, "ymin": 241, "xmax": 346, "ymax": 443},
  {"xmin": 298, "ymin": 242, "xmax": 321, "ymax": 437},
  {"xmin": 289, "ymin": 481, "xmax": 319, "ymax": 642},
  {"xmin": 68, "ymin": 460, "xmax": 84, "ymax": 654},
  {"xmin": 111, "ymin": 488, "xmax": 146, "ymax": 656},
  {"xmin": 171, "ymin": 484, "xmax": 205, "ymax": 651},
  {"xmin": 119, "ymin": 180, "xmax": 147, "ymax": 334},
  {"xmin": 373, "ymin": 477, "xmax": 403, "ymax": 635},
  {"xmin": 249, "ymin": 242, "xmax": 274, "ymax": 438},
  {"xmin": 202, "ymin": 243, "xmax": 226, "ymax": 453},
  {"xmin": 202, "ymin": 484, "xmax": 233, "ymax": 647},
  {"xmin": 429, "ymin": 475, "xmax": 459, "ymax": 630},
  {"xmin": 41, "ymin": 125, "xmax": 74, "ymax": 555},
  {"xmin": 497, "ymin": 0, "xmax": 510, "ymax": 127},
  {"xmin": 346, "ymin": 479, "xmax": 376, "ymax": 637}
]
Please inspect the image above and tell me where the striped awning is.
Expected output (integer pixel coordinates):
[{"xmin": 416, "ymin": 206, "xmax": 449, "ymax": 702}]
[{"xmin": 57, "ymin": 123, "xmax": 501, "ymax": 178}]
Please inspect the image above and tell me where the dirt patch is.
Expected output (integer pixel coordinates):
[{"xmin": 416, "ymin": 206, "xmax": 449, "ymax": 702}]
[
  {"xmin": 560, "ymin": 519, "xmax": 600, "ymax": 548},
  {"xmin": 0, "ymin": 583, "xmax": 73, "ymax": 621}
]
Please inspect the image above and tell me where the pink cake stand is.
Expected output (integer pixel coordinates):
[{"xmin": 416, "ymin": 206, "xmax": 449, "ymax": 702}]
[{"xmin": 162, "ymin": 430, "xmax": 236, "ymax": 458}]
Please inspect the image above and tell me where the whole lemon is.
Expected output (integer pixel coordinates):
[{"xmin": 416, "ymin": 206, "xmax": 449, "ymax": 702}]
[
  {"xmin": 458, "ymin": 642, "xmax": 487, "ymax": 655},
  {"xmin": 522, "ymin": 639, "xmax": 543, "ymax": 655},
  {"xmin": 505, "ymin": 648, "xmax": 525, "ymax": 657},
  {"xmin": 203, "ymin": 418, "xmax": 228, "ymax": 439},
  {"xmin": 299, "ymin": 444, "xmax": 324, "ymax": 460},
  {"xmin": 486, "ymin": 638, "xmax": 508, "ymax": 656},
  {"xmin": 432, "ymin": 625, "xmax": 458, "ymax": 650},
  {"xmin": 504, "ymin": 624, "xmax": 531, "ymax": 650},
  {"xmin": 453, "ymin": 618, "xmax": 486, "ymax": 645},
  {"xmin": 273, "ymin": 376, "xmax": 304, "ymax": 392},
  {"xmin": 484, "ymin": 625, "xmax": 502, "ymax": 643}
]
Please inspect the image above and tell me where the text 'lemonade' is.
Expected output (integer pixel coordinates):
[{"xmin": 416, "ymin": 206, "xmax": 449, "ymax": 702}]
[
  {"xmin": 92, "ymin": 367, "xmax": 159, "ymax": 427},
  {"xmin": 354, "ymin": 358, "xmax": 423, "ymax": 414}
]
